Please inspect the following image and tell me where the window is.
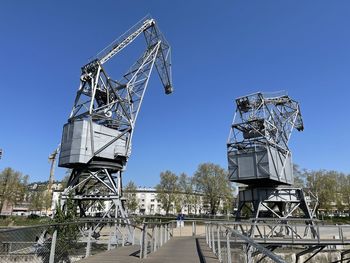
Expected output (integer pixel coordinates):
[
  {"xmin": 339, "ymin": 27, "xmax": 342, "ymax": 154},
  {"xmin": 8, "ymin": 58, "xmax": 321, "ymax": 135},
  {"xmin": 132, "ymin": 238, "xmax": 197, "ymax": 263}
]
[{"xmin": 151, "ymin": 199, "xmax": 155, "ymax": 202}]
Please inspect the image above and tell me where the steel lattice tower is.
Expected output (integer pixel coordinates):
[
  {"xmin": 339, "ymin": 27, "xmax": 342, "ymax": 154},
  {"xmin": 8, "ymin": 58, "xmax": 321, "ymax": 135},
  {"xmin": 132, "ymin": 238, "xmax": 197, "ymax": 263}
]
[{"xmin": 227, "ymin": 92, "xmax": 317, "ymax": 225}]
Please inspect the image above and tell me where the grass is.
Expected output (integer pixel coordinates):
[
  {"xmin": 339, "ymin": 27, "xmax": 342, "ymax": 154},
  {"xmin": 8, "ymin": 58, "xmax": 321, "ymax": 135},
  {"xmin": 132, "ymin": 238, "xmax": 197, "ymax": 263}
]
[{"xmin": 0, "ymin": 215, "xmax": 52, "ymax": 227}]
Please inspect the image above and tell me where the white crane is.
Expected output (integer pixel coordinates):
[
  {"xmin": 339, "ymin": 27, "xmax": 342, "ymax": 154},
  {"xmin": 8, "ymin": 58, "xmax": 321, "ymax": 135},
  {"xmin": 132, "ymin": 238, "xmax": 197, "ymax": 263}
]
[{"xmin": 57, "ymin": 16, "xmax": 173, "ymax": 240}]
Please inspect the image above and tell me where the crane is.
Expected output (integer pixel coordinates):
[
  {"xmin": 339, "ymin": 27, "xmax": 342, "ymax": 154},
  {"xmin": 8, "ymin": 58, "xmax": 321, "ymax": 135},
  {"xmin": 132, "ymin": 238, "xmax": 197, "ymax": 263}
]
[
  {"xmin": 227, "ymin": 91, "xmax": 317, "ymax": 235},
  {"xmin": 57, "ymin": 16, "xmax": 173, "ymax": 239},
  {"xmin": 48, "ymin": 145, "xmax": 60, "ymax": 192}
]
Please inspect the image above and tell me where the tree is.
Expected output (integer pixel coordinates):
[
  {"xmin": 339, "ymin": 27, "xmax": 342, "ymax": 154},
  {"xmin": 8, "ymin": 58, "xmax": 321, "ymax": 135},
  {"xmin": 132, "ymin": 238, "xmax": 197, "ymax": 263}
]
[
  {"xmin": 293, "ymin": 164, "xmax": 306, "ymax": 188},
  {"xmin": 305, "ymin": 170, "xmax": 337, "ymax": 213},
  {"xmin": 156, "ymin": 171, "xmax": 179, "ymax": 215},
  {"xmin": 193, "ymin": 163, "xmax": 234, "ymax": 215},
  {"xmin": 124, "ymin": 181, "xmax": 138, "ymax": 214},
  {"xmin": 43, "ymin": 191, "xmax": 53, "ymax": 215},
  {"xmin": 178, "ymin": 173, "xmax": 196, "ymax": 214},
  {"xmin": 29, "ymin": 191, "xmax": 44, "ymax": 213},
  {"xmin": 0, "ymin": 167, "xmax": 28, "ymax": 213}
]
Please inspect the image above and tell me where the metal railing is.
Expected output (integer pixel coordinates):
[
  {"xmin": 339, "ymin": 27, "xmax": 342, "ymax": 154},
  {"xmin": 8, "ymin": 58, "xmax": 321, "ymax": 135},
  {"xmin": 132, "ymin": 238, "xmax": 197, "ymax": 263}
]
[
  {"xmin": 139, "ymin": 221, "xmax": 172, "ymax": 259},
  {"xmin": 0, "ymin": 219, "xmax": 173, "ymax": 262},
  {"xmin": 205, "ymin": 221, "xmax": 350, "ymax": 263}
]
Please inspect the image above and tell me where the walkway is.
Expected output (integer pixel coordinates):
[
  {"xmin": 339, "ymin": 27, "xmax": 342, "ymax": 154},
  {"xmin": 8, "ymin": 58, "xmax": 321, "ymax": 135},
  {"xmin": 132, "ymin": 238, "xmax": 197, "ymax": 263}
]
[{"xmin": 77, "ymin": 236, "xmax": 219, "ymax": 263}]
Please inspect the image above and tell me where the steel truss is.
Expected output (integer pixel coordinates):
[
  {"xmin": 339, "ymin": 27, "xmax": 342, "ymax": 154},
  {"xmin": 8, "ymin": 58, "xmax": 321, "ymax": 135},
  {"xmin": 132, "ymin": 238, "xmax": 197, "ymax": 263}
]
[
  {"xmin": 228, "ymin": 91, "xmax": 303, "ymax": 157},
  {"xmin": 59, "ymin": 16, "xmax": 173, "ymax": 243},
  {"xmin": 227, "ymin": 92, "xmax": 323, "ymax": 262}
]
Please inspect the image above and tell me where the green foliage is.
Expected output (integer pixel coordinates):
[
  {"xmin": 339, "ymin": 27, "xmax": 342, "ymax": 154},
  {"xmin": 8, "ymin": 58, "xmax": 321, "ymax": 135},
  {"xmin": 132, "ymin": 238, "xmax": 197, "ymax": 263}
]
[
  {"xmin": 124, "ymin": 181, "xmax": 138, "ymax": 213},
  {"xmin": 0, "ymin": 167, "xmax": 28, "ymax": 212},
  {"xmin": 293, "ymin": 165, "xmax": 350, "ymax": 215},
  {"xmin": 156, "ymin": 170, "xmax": 179, "ymax": 215},
  {"xmin": 193, "ymin": 163, "xmax": 234, "ymax": 215},
  {"xmin": 53, "ymin": 194, "xmax": 79, "ymax": 261}
]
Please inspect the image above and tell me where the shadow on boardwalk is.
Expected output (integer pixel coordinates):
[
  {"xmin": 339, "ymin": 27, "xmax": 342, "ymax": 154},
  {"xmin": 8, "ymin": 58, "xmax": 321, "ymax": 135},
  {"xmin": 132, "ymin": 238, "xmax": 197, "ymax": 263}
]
[{"xmin": 77, "ymin": 236, "xmax": 218, "ymax": 263}]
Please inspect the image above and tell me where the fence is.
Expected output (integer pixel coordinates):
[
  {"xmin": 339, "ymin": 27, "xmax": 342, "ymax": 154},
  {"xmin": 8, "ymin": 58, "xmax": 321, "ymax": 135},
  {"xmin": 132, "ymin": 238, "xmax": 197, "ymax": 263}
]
[
  {"xmin": 0, "ymin": 219, "xmax": 173, "ymax": 262},
  {"xmin": 204, "ymin": 221, "xmax": 350, "ymax": 263}
]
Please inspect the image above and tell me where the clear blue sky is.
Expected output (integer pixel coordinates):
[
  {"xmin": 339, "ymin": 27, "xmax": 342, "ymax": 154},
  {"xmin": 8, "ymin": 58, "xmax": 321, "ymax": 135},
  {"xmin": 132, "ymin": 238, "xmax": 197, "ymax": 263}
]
[{"xmin": 0, "ymin": 1, "xmax": 349, "ymax": 186}]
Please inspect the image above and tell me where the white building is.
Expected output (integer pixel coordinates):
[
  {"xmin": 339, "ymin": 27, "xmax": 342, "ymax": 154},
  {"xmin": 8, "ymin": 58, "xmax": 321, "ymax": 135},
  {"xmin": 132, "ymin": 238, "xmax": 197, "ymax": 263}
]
[
  {"xmin": 128, "ymin": 187, "xmax": 206, "ymax": 216},
  {"xmin": 49, "ymin": 186, "xmax": 231, "ymax": 216}
]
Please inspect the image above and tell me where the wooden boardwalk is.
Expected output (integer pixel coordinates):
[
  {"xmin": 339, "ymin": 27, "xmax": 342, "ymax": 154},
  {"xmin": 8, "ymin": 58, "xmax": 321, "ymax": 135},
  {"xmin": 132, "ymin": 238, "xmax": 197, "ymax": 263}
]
[{"xmin": 77, "ymin": 236, "xmax": 219, "ymax": 263}]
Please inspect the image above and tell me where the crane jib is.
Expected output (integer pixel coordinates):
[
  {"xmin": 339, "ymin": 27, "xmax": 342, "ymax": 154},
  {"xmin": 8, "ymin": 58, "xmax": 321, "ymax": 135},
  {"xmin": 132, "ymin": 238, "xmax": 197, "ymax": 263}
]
[{"xmin": 99, "ymin": 19, "xmax": 155, "ymax": 65}]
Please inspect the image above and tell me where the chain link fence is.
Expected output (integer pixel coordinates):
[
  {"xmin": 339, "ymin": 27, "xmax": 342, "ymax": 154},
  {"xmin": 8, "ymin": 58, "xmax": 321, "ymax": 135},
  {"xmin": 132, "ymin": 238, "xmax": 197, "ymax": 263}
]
[
  {"xmin": 0, "ymin": 220, "xmax": 144, "ymax": 263},
  {"xmin": 0, "ymin": 219, "xmax": 179, "ymax": 262}
]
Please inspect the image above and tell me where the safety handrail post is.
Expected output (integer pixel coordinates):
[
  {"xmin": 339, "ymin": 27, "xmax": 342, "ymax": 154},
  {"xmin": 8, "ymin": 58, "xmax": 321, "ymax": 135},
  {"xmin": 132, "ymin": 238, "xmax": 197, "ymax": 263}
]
[
  {"xmin": 217, "ymin": 224, "xmax": 222, "ymax": 262},
  {"xmin": 226, "ymin": 228, "xmax": 232, "ymax": 263},
  {"xmin": 49, "ymin": 230, "xmax": 57, "ymax": 263}
]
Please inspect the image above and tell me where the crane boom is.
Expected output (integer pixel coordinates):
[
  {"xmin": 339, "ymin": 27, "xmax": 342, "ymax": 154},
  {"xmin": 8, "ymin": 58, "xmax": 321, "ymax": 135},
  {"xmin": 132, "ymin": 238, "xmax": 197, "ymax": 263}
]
[{"xmin": 99, "ymin": 19, "xmax": 155, "ymax": 65}]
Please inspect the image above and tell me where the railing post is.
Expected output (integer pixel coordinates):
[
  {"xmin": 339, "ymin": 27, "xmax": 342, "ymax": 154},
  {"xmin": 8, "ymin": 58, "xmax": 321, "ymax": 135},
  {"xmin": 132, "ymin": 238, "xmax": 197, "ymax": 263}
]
[
  {"xmin": 153, "ymin": 226, "xmax": 158, "ymax": 252},
  {"xmin": 209, "ymin": 224, "xmax": 212, "ymax": 248},
  {"xmin": 132, "ymin": 227, "xmax": 135, "ymax": 245},
  {"xmin": 152, "ymin": 226, "xmax": 156, "ymax": 252},
  {"xmin": 211, "ymin": 224, "xmax": 216, "ymax": 254},
  {"xmin": 226, "ymin": 229, "xmax": 231, "ymax": 263},
  {"xmin": 108, "ymin": 228, "xmax": 113, "ymax": 250},
  {"xmin": 192, "ymin": 221, "xmax": 195, "ymax": 236},
  {"xmin": 85, "ymin": 227, "xmax": 92, "ymax": 258},
  {"xmin": 206, "ymin": 224, "xmax": 208, "ymax": 244},
  {"xmin": 49, "ymin": 230, "xmax": 57, "ymax": 263},
  {"xmin": 166, "ymin": 224, "xmax": 169, "ymax": 242},
  {"xmin": 160, "ymin": 224, "xmax": 163, "ymax": 247},
  {"xmin": 140, "ymin": 224, "xmax": 148, "ymax": 259},
  {"xmin": 339, "ymin": 225, "xmax": 343, "ymax": 243},
  {"xmin": 317, "ymin": 225, "xmax": 320, "ymax": 244},
  {"xmin": 217, "ymin": 225, "xmax": 222, "ymax": 262}
]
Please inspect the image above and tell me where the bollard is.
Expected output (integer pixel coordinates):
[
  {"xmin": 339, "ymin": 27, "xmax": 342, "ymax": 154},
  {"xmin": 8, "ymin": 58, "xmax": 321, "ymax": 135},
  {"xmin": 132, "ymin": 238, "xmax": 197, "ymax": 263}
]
[
  {"xmin": 49, "ymin": 230, "xmax": 57, "ymax": 263},
  {"xmin": 226, "ymin": 229, "xmax": 231, "ymax": 263},
  {"xmin": 217, "ymin": 226, "xmax": 222, "ymax": 262},
  {"xmin": 85, "ymin": 228, "xmax": 92, "ymax": 258}
]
